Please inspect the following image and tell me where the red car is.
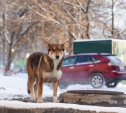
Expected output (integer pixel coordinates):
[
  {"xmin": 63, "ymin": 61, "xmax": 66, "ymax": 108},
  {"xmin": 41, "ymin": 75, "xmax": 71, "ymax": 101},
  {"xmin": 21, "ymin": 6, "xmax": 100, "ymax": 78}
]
[{"xmin": 59, "ymin": 53, "xmax": 126, "ymax": 88}]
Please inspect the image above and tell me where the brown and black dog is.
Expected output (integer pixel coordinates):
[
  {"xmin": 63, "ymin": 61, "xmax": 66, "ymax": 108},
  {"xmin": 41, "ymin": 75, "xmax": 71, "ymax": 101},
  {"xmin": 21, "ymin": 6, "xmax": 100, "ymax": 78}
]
[{"xmin": 26, "ymin": 41, "xmax": 69, "ymax": 103}]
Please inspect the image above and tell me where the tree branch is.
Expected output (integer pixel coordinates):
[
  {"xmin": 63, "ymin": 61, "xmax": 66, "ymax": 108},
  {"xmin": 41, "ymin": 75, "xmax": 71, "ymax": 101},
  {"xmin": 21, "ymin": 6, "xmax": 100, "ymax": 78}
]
[
  {"xmin": 14, "ymin": 21, "xmax": 38, "ymax": 46},
  {"xmin": 28, "ymin": 5, "xmax": 62, "ymax": 25},
  {"xmin": 38, "ymin": 4, "xmax": 56, "ymax": 16},
  {"xmin": 64, "ymin": 1, "xmax": 90, "ymax": 13},
  {"xmin": 63, "ymin": 7, "xmax": 76, "ymax": 22},
  {"xmin": 64, "ymin": 1, "xmax": 86, "ymax": 12}
]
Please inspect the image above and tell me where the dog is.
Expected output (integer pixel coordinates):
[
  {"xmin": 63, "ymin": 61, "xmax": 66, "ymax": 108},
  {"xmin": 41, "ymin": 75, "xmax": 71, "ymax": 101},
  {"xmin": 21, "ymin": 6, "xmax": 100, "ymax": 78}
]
[{"xmin": 26, "ymin": 41, "xmax": 69, "ymax": 103}]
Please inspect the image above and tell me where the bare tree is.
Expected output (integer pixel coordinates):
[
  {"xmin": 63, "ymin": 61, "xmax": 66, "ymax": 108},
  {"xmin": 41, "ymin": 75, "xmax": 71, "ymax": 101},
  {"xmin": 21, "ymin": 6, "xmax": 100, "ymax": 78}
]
[
  {"xmin": 0, "ymin": 0, "xmax": 38, "ymax": 75},
  {"xmin": 1, "ymin": 0, "xmax": 126, "ymax": 74},
  {"xmin": 90, "ymin": 0, "xmax": 126, "ymax": 39},
  {"xmin": 26, "ymin": 0, "xmax": 91, "ymax": 55}
]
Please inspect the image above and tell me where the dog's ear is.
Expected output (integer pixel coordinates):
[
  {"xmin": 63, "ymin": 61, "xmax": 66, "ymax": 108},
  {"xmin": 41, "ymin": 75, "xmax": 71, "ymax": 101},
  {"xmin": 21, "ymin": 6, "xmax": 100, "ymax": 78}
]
[
  {"xmin": 43, "ymin": 41, "xmax": 50, "ymax": 49},
  {"xmin": 63, "ymin": 41, "xmax": 69, "ymax": 50}
]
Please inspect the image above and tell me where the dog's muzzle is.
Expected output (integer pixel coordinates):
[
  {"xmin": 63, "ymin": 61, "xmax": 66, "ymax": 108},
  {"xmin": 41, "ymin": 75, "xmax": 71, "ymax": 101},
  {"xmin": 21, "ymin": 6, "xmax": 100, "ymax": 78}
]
[{"xmin": 56, "ymin": 55, "xmax": 59, "ymax": 59}]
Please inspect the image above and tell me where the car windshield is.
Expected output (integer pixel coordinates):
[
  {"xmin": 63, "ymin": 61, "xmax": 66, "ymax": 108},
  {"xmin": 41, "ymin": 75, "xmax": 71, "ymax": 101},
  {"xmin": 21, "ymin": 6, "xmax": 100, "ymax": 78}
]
[{"xmin": 105, "ymin": 55, "xmax": 124, "ymax": 65}]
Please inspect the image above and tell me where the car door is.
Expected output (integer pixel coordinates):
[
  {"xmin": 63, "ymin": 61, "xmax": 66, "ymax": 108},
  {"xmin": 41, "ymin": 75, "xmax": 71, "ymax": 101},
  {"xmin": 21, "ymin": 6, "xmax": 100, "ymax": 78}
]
[
  {"xmin": 73, "ymin": 55, "xmax": 94, "ymax": 81},
  {"xmin": 61, "ymin": 56, "xmax": 77, "ymax": 82}
]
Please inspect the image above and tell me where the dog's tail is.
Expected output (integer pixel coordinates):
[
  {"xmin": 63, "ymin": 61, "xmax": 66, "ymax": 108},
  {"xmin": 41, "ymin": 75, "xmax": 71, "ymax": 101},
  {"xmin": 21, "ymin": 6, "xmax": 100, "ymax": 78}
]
[{"xmin": 27, "ymin": 78, "xmax": 31, "ymax": 94}]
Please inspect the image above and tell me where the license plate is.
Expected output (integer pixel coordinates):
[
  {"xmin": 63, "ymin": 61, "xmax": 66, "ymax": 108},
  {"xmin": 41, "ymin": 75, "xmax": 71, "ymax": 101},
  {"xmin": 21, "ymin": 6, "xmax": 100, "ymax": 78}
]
[{"xmin": 119, "ymin": 66, "xmax": 124, "ymax": 71}]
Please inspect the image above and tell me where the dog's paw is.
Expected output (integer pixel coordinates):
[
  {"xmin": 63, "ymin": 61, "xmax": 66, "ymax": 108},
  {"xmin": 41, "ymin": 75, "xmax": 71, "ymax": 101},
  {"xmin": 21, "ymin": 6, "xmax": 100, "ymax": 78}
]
[
  {"xmin": 37, "ymin": 99, "xmax": 43, "ymax": 103},
  {"xmin": 53, "ymin": 96, "xmax": 60, "ymax": 103},
  {"xmin": 53, "ymin": 99, "xmax": 60, "ymax": 103},
  {"xmin": 30, "ymin": 97, "xmax": 35, "ymax": 101}
]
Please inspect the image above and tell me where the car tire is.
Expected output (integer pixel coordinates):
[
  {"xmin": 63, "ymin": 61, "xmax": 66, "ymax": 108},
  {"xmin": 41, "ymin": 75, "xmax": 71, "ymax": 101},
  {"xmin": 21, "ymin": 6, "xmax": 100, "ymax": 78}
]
[
  {"xmin": 106, "ymin": 81, "xmax": 118, "ymax": 88},
  {"xmin": 90, "ymin": 73, "xmax": 105, "ymax": 88}
]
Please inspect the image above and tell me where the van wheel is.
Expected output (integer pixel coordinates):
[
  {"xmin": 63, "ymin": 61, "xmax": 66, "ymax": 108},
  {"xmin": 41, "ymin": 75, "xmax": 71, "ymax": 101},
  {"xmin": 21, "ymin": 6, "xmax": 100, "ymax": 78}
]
[{"xmin": 90, "ymin": 73, "xmax": 104, "ymax": 88}]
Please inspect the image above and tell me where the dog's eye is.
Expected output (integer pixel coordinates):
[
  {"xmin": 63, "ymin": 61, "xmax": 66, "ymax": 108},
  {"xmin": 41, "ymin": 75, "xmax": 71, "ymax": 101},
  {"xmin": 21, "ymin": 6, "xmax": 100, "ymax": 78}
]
[
  {"xmin": 62, "ymin": 48, "xmax": 64, "ymax": 51},
  {"xmin": 48, "ymin": 48, "xmax": 51, "ymax": 52},
  {"xmin": 53, "ymin": 49, "xmax": 55, "ymax": 52}
]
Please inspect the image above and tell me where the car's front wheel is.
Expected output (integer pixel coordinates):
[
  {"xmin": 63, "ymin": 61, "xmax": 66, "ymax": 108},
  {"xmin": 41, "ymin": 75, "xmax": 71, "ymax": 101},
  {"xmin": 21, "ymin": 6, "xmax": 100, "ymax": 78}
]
[{"xmin": 90, "ymin": 73, "xmax": 105, "ymax": 88}]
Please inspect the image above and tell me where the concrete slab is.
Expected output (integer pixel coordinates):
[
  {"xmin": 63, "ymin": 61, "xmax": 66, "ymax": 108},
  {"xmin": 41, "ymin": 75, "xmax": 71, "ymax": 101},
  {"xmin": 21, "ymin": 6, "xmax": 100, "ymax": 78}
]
[
  {"xmin": 0, "ymin": 100, "xmax": 125, "ymax": 113},
  {"xmin": 0, "ymin": 90, "xmax": 126, "ymax": 113},
  {"xmin": 59, "ymin": 90, "xmax": 126, "ymax": 107}
]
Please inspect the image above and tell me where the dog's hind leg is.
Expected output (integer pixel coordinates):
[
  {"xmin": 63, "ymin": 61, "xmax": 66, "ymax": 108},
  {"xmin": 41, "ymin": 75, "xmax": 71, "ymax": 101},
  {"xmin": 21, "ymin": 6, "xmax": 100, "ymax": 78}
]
[
  {"xmin": 34, "ymin": 79, "xmax": 38, "ymax": 101},
  {"xmin": 30, "ymin": 76, "xmax": 36, "ymax": 101},
  {"xmin": 53, "ymin": 80, "xmax": 59, "ymax": 103},
  {"xmin": 37, "ymin": 78, "xmax": 43, "ymax": 103},
  {"xmin": 27, "ymin": 74, "xmax": 36, "ymax": 101}
]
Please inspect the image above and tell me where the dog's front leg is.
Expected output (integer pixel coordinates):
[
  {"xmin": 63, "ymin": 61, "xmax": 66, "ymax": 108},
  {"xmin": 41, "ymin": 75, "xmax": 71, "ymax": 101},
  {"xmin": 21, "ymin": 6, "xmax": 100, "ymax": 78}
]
[
  {"xmin": 37, "ymin": 78, "xmax": 43, "ymax": 103},
  {"xmin": 53, "ymin": 80, "xmax": 59, "ymax": 103}
]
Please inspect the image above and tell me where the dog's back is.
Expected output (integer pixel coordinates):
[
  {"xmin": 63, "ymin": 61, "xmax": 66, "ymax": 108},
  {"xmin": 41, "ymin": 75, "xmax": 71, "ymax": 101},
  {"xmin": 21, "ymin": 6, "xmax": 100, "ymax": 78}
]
[{"xmin": 26, "ymin": 52, "xmax": 43, "ymax": 94}]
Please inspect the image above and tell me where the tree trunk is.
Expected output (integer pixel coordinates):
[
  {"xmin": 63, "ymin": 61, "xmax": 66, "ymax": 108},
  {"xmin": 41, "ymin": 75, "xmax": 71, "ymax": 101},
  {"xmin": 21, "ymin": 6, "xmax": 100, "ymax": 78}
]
[
  {"xmin": 81, "ymin": 0, "xmax": 90, "ymax": 39},
  {"xmin": 4, "ymin": 44, "xmax": 12, "ymax": 76},
  {"xmin": 86, "ymin": 0, "xmax": 90, "ymax": 39},
  {"xmin": 86, "ymin": 15, "xmax": 90, "ymax": 39},
  {"xmin": 2, "ymin": 0, "xmax": 6, "ymax": 66},
  {"xmin": 2, "ymin": 39, "xmax": 6, "ymax": 66},
  {"xmin": 4, "ymin": 34, "xmax": 14, "ymax": 76},
  {"xmin": 111, "ymin": 0, "xmax": 114, "ymax": 37}
]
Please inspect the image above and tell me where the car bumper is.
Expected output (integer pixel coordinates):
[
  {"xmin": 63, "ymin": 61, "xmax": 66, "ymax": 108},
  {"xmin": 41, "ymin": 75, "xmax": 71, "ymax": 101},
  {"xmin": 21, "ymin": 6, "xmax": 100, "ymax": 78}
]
[
  {"xmin": 106, "ymin": 71, "xmax": 126, "ymax": 82},
  {"xmin": 112, "ymin": 70, "xmax": 126, "ymax": 77}
]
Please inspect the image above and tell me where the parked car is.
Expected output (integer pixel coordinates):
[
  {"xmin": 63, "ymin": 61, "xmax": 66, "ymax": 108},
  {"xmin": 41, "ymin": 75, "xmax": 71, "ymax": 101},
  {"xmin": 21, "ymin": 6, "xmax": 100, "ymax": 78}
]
[{"xmin": 59, "ymin": 53, "xmax": 126, "ymax": 88}]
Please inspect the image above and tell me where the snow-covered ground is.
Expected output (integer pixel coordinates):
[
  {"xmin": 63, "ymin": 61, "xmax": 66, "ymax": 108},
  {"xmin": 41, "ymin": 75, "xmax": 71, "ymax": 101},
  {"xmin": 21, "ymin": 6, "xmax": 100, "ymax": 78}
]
[
  {"xmin": 0, "ymin": 73, "xmax": 126, "ymax": 113},
  {"xmin": 0, "ymin": 72, "xmax": 126, "ymax": 100}
]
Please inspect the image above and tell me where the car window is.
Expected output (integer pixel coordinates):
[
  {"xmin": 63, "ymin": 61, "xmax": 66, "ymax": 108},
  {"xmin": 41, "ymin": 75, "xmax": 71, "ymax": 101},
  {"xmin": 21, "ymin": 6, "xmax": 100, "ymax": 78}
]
[
  {"xmin": 63, "ymin": 57, "xmax": 77, "ymax": 66},
  {"xmin": 88, "ymin": 56, "xmax": 94, "ymax": 62},
  {"xmin": 77, "ymin": 56, "xmax": 94, "ymax": 64},
  {"xmin": 105, "ymin": 56, "xmax": 124, "ymax": 65},
  {"xmin": 92, "ymin": 57, "xmax": 101, "ymax": 62},
  {"xmin": 77, "ymin": 56, "xmax": 89, "ymax": 64}
]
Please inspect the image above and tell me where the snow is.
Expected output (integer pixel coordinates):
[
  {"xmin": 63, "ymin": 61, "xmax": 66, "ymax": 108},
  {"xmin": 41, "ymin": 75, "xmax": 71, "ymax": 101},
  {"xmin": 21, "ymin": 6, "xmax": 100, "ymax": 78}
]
[
  {"xmin": 0, "ymin": 73, "xmax": 28, "ymax": 100},
  {"xmin": 0, "ymin": 72, "xmax": 126, "ymax": 112},
  {"xmin": 0, "ymin": 72, "xmax": 126, "ymax": 100},
  {"xmin": 0, "ymin": 72, "xmax": 126, "ymax": 98},
  {"xmin": 0, "ymin": 72, "xmax": 126, "ymax": 97}
]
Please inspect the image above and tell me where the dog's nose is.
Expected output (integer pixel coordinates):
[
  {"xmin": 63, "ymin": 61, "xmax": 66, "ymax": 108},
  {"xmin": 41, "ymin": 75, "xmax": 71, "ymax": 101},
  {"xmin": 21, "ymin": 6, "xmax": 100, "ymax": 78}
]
[{"xmin": 56, "ymin": 55, "xmax": 59, "ymax": 59}]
